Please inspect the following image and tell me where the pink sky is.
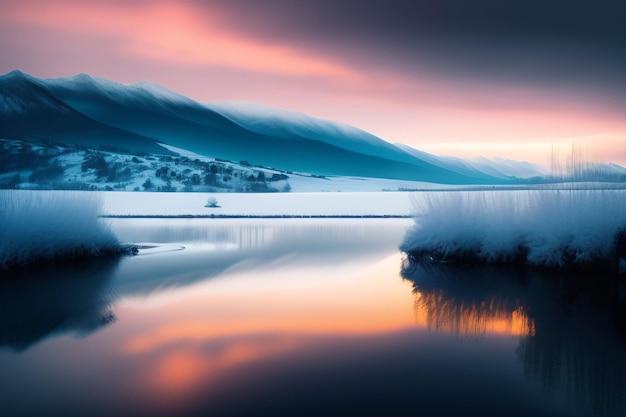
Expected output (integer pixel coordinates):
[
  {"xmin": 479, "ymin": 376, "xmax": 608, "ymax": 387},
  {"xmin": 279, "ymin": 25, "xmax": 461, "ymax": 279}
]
[{"xmin": 1, "ymin": 0, "xmax": 624, "ymax": 166}]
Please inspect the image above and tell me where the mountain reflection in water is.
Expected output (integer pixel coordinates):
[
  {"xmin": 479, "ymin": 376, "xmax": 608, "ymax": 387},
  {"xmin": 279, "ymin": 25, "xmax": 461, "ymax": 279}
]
[{"xmin": 401, "ymin": 259, "xmax": 626, "ymax": 417}]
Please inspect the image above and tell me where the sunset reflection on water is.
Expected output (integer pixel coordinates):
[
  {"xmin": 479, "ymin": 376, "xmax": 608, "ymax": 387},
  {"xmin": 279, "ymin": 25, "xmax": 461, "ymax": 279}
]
[
  {"xmin": 112, "ymin": 246, "xmax": 417, "ymax": 406},
  {"xmin": 2, "ymin": 219, "xmax": 623, "ymax": 417},
  {"xmin": 413, "ymin": 291, "xmax": 536, "ymax": 337}
]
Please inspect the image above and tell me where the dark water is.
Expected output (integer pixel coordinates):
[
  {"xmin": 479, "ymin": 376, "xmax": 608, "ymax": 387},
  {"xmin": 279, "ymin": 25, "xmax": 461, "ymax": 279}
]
[{"xmin": 0, "ymin": 219, "xmax": 624, "ymax": 417}]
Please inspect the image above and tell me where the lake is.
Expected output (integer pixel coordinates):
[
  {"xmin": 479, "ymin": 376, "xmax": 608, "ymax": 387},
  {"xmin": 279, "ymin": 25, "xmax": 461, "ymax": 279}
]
[{"xmin": 1, "ymin": 218, "xmax": 624, "ymax": 416}]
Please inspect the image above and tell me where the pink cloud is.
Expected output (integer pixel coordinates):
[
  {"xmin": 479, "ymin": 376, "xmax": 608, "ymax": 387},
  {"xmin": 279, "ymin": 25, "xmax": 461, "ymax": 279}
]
[{"xmin": 2, "ymin": 1, "xmax": 357, "ymax": 79}]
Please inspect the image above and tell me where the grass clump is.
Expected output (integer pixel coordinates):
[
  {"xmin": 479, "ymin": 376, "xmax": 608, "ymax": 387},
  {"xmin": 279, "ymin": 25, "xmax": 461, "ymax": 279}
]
[
  {"xmin": 401, "ymin": 190, "xmax": 626, "ymax": 272},
  {"xmin": 1, "ymin": 190, "xmax": 128, "ymax": 269}
]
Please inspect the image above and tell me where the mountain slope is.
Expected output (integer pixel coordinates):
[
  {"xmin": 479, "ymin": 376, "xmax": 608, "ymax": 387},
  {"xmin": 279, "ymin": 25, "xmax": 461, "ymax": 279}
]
[
  {"xmin": 0, "ymin": 71, "xmax": 512, "ymax": 184},
  {"xmin": 395, "ymin": 143, "xmax": 547, "ymax": 179},
  {"xmin": 0, "ymin": 71, "xmax": 171, "ymax": 155},
  {"xmin": 206, "ymin": 101, "xmax": 422, "ymax": 166}
]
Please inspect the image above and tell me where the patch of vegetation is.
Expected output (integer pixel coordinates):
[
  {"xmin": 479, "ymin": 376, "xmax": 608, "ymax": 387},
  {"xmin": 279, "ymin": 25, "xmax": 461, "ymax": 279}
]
[{"xmin": 0, "ymin": 138, "xmax": 292, "ymax": 192}]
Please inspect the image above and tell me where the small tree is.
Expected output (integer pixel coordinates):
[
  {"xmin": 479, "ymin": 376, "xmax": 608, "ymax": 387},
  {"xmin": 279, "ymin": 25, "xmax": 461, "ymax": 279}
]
[
  {"xmin": 142, "ymin": 178, "xmax": 154, "ymax": 190},
  {"xmin": 204, "ymin": 197, "xmax": 219, "ymax": 208}
]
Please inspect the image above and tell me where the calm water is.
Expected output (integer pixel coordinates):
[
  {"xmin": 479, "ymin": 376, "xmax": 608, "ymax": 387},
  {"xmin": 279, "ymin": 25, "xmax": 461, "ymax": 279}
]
[{"xmin": 1, "ymin": 219, "xmax": 624, "ymax": 417}]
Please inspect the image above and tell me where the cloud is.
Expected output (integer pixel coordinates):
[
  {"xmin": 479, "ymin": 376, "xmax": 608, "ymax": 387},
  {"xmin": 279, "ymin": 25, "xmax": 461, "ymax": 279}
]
[
  {"xmin": 1, "ymin": 0, "xmax": 357, "ymax": 79},
  {"xmin": 4, "ymin": 0, "xmax": 625, "ymax": 107},
  {"xmin": 193, "ymin": 0, "xmax": 626, "ymax": 101}
]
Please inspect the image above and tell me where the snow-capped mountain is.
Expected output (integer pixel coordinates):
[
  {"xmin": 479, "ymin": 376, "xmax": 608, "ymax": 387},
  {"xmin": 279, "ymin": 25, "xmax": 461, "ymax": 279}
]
[
  {"xmin": 206, "ymin": 101, "xmax": 420, "ymax": 165},
  {"xmin": 0, "ymin": 70, "xmax": 526, "ymax": 184},
  {"xmin": 395, "ymin": 143, "xmax": 548, "ymax": 179},
  {"xmin": 0, "ymin": 71, "xmax": 168, "ymax": 155}
]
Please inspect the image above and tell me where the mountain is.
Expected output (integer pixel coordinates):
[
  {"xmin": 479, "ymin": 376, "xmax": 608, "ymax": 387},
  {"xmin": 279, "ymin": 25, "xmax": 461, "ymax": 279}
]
[
  {"xmin": 0, "ymin": 71, "xmax": 515, "ymax": 184},
  {"xmin": 0, "ymin": 71, "xmax": 170, "ymax": 155},
  {"xmin": 395, "ymin": 143, "xmax": 547, "ymax": 179},
  {"xmin": 206, "ymin": 101, "xmax": 424, "ymax": 166}
]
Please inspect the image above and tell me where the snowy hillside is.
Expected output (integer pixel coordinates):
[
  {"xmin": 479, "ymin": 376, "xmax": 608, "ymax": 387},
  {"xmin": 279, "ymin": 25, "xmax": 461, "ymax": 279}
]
[
  {"xmin": 0, "ymin": 139, "xmax": 294, "ymax": 193},
  {"xmin": 1, "ymin": 138, "xmax": 476, "ymax": 192},
  {"xmin": 2, "ymin": 71, "xmax": 622, "ymax": 186},
  {"xmin": 0, "ymin": 70, "xmax": 518, "ymax": 185}
]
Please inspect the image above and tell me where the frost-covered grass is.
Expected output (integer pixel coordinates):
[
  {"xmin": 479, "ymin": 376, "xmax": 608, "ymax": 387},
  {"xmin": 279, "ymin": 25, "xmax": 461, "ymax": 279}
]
[
  {"xmin": 400, "ymin": 190, "xmax": 626, "ymax": 271},
  {"xmin": 1, "ymin": 190, "xmax": 124, "ymax": 269}
]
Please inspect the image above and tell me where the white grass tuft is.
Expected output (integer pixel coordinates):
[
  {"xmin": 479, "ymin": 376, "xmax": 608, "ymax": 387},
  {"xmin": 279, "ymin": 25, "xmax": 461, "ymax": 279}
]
[
  {"xmin": 1, "ymin": 190, "xmax": 122, "ymax": 268},
  {"xmin": 401, "ymin": 190, "xmax": 626, "ymax": 270}
]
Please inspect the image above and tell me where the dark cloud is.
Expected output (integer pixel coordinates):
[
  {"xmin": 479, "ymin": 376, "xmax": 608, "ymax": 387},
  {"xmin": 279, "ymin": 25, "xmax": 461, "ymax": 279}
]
[
  {"xmin": 197, "ymin": 0, "xmax": 626, "ymax": 105},
  {"xmin": 201, "ymin": 0, "xmax": 626, "ymax": 42}
]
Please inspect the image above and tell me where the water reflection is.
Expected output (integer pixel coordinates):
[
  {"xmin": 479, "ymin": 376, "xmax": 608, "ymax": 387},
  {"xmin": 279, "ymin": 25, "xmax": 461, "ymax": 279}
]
[
  {"xmin": 111, "ymin": 218, "xmax": 406, "ymax": 296},
  {"xmin": 0, "ymin": 220, "xmax": 407, "ymax": 353},
  {"xmin": 5, "ymin": 218, "xmax": 624, "ymax": 416},
  {"xmin": 414, "ymin": 291, "xmax": 535, "ymax": 337},
  {"xmin": 401, "ymin": 258, "xmax": 626, "ymax": 417},
  {"xmin": 111, "ymin": 218, "xmax": 397, "ymax": 252},
  {"xmin": 402, "ymin": 261, "xmax": 537, "ymax": 337},
  {"xmin": 0, "ymin": 256, "xmax": 121, "ymax": 352}
]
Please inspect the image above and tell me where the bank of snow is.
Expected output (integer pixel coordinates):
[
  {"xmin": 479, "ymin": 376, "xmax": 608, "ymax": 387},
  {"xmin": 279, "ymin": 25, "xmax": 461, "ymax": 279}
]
[
  {"xmin": 400, "ymin": 190, "xmax": 626, "ymax": 272},
  {"xmin": 1, "ymin": 190, "xmax": 126, "ymax": 269}
]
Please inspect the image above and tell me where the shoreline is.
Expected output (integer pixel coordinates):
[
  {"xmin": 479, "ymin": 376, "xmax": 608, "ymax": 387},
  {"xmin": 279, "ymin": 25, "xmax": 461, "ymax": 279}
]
[{"xmin": 100, "ymin": 214, "xmax": 413, "ymax": 219}]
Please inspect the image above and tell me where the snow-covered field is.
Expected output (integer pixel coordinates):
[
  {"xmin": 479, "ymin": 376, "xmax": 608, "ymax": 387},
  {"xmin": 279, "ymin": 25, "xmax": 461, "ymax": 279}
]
[
  {"xmin": 401, "ymin": 190, "xmax": 626, "ymax": 271},
  {"xmin": 0, "ymin": 190, "xmax": 123, "ymax": 268},
  {"xmin": 101, "ymin": 191, "xmax": 415, "ymax": 217}
]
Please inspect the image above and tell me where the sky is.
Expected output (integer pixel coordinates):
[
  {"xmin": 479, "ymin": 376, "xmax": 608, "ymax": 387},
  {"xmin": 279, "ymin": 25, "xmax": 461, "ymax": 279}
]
[{"xmin": 1, "ymin": 0, "xmax": 625, "ymax": 167}]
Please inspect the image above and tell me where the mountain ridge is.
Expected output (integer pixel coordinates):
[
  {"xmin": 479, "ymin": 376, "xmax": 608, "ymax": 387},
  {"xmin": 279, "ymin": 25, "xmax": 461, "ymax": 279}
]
[
  {"xmin": 0, "ymin": 71, "xmax": 537, "ymax": 184},
  {"xmin": 0, "ymin": 71, "xmax": 170, "ymax": 155}
]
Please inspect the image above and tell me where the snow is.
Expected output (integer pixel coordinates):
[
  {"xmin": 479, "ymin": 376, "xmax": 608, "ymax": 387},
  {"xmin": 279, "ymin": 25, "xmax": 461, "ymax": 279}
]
[
  {"xmin": 206, "ymin": 100, "xmax": 419, "ymax": 164},
  {"xmin": 207, "ymin": 100, "xmax": 383, "ymax": 147},
  {"xmin": 471, "ymin": 156, "xmax": 548, "ymax": 178},
  {"xmin": 101, "ymin": 191, "xmax": 416, "ymax": 217},
  {"xmin": 286, "ymin": 175, "xmax": 457, "ymax": 193},
  {"xmin": 0, "ymin": 190, "xmax": 122, "ymax": 268},
  {"xmin": 129, "ymin": 81, "xmax": 196, "ymax": 105},
  {"xmin": 157, "ymin": 142, "xmax": 213, "ymax": 161},
  {"xmin": 45, "ymin": 73, "xmax": 197, "ymax": 109},
  {"xmin": 3, "ymin": 137, "xmax": 464, "ymax": 193},
  {"xmin": 400, "ymin": 190, "xmax": 626, "ymax": 270},
  {"xmin": 395, "ymin": 143, "xmax": 548, "ymax": 179}
]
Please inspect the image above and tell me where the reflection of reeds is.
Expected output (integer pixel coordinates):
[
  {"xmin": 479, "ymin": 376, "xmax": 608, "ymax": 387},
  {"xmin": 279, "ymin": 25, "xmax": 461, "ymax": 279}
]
[
  {"xmin": 402, "ymin": 258, "xmax": 626, "ymax": 417},
  {"xmin": 0, "ymin": 255, "xmax": 122, "ymax": 352},
  {"xmin": 0, "ymin": 190, "xmax": 126, "ymax": 269},
  {"xmin": 518, "ymin": 313, "xmax": 626, "ymax": 417},
  {"xmin": 401, "ymin": 190, "xmax": 626, "ymax": 272},
  {"xmin": 414, "ymin": 290, "xmax": 535, "ymax": 337},
  {"xmin": 404, "ymin": 260, "xmax": 536, "ymax": 337}
]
